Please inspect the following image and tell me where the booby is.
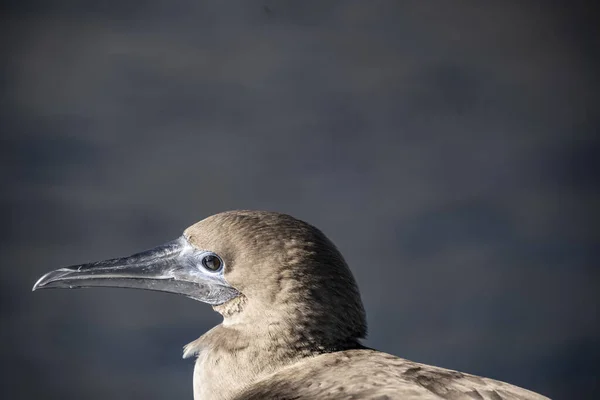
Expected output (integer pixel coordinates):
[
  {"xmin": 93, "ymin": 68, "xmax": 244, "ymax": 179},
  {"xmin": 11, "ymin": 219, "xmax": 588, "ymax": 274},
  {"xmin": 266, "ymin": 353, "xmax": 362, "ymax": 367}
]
[{"xmin": 33, "ymin": 210, "xmax": 549, "ymax": 400}]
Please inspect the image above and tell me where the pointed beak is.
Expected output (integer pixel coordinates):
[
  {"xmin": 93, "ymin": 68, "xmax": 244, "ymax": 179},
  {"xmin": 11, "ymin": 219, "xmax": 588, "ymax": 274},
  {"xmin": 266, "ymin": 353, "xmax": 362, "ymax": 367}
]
[{"xmin": 32, "ymin": 236, "xmax": 239, "ymax": 305}]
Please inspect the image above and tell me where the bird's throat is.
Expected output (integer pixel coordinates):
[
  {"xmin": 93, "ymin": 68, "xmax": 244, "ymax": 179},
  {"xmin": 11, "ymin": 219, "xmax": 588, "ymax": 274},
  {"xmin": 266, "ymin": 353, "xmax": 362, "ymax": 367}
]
[
  {"xmin": 188, "ymin": 322, "xmax": 308, "ymax": 400},
  {"xmin": 212, "ymin": 293, "xmax": 248, "ymax": 318}
]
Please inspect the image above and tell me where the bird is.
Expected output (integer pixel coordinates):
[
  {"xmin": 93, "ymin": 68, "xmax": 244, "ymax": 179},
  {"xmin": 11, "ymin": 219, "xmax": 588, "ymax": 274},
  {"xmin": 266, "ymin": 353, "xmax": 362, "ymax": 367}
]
[{"xmin": 33, "ymin": 210, "xmax": 549, "ymax": 400}]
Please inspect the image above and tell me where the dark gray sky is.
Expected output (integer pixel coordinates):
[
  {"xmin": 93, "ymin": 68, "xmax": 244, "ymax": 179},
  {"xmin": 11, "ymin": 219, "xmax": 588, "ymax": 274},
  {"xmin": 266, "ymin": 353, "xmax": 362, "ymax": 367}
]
[{"xmin": 2, "ymin": 1, "xmax": 598, "ymax": 399}]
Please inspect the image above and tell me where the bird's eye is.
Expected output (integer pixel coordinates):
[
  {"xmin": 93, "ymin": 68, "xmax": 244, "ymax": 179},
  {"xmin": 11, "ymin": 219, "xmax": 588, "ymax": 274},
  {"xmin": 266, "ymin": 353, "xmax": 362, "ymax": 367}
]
[{"xmin": 201, "ymin": 254, "xmax": 222, "ymax": 272}]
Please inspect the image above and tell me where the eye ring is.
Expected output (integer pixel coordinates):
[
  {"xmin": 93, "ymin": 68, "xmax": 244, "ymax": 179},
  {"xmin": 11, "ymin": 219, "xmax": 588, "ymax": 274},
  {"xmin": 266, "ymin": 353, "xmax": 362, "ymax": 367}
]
[{"xmin": 201, "ymin": 254, "xmax": 223, "ymax": 272}]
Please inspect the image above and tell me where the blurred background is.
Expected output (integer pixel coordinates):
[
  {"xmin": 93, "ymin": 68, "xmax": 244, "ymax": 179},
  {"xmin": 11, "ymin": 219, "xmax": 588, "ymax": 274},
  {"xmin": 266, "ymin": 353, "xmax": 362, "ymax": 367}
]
[{"xmin": 1, "ymin": 1, "xmax": 598, "ymax": 399}]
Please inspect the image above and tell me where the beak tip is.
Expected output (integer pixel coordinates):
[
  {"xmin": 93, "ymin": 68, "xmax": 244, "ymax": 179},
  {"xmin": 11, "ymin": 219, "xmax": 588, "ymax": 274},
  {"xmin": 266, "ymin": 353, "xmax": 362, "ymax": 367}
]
[
  {"xmin": 32, "ymin": 268, "xmax": 72, "ymax": 292},
  {"xmin": 32, "ymin": 274, "xmax": 48, "ymax": 292}
]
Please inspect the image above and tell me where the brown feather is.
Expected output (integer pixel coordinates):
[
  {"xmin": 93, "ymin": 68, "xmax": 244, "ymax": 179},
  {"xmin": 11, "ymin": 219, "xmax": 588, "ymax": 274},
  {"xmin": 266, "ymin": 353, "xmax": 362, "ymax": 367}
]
[{"xmin": 180, "ymin": 211, "xmax": 548, "ymax": 400}]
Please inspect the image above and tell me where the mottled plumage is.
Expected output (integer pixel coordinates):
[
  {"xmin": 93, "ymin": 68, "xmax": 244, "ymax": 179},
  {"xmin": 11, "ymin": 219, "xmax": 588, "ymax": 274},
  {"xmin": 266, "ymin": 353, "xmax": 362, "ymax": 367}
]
[
  {"xmin": 234, "ymin": 350, "xmax": 546, "ymax": 400},
  {"xmin": 33, "ymin": 211, "xmax": 550, "ymax": 400}
]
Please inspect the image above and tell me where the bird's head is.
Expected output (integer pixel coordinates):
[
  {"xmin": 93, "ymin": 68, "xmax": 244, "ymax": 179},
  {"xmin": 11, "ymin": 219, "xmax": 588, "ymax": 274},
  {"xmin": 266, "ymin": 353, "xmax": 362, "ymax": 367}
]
[{"xmin": 33, "ymin": 211, "xmax": 367, "ymax": 346}]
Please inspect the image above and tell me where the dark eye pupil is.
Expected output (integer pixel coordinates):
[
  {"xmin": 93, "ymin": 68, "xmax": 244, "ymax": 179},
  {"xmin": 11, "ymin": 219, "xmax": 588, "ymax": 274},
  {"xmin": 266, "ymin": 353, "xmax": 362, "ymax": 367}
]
[{"xmin": 202, "ymin": 255, "xmax": 221, "ymax": 271}]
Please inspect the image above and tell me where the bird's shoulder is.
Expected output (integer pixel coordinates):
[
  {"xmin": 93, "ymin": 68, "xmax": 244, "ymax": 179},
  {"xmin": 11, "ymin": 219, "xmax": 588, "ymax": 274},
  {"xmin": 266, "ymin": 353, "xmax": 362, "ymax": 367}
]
[{"xmin": 233, "ymin": 349, "xmax": 550, "ymax": 400}]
